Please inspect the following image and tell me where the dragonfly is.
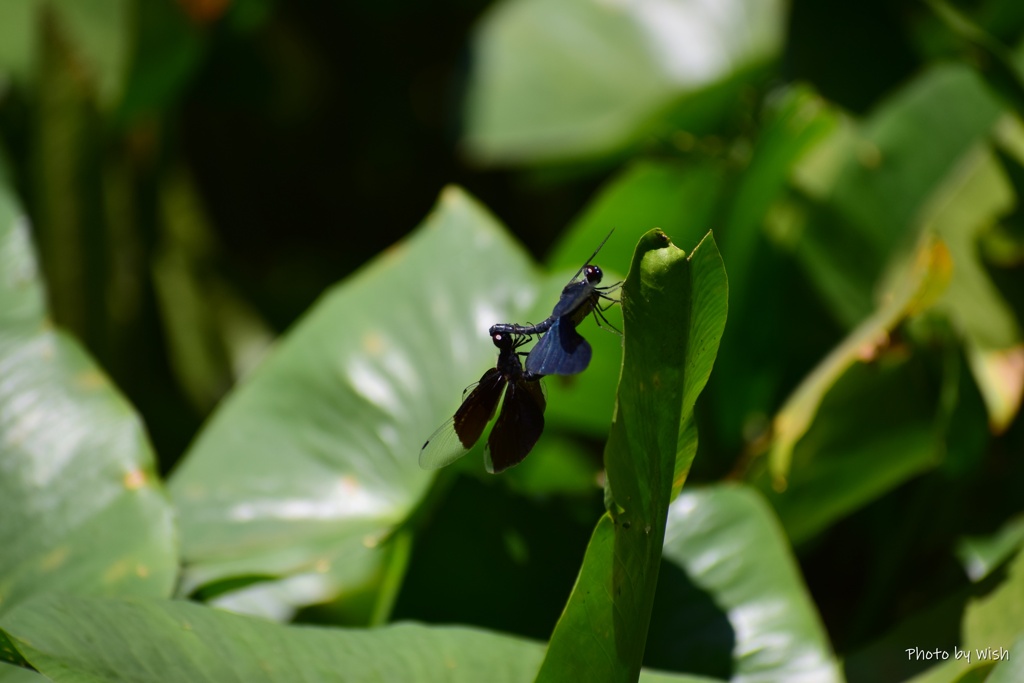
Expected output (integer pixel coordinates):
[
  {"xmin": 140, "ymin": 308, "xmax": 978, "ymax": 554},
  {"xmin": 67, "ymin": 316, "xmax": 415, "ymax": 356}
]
[
  {"xmin": 419, "ymin": 331, "xmax": 545, "ymax": 473},
  {"xmin": 489, "ymin": 231, "xmax": 620, "ymax": 376}
]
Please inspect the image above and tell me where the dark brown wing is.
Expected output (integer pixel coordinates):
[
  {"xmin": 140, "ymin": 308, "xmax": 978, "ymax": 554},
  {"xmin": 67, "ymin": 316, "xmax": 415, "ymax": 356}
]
[
  {"xmin": 484, "ymin": 378, "xmax": 546, "ymax": 473},
  {"xmin": 452, "ymin": 368, "xmax": 506, "ymax": 449},
  {"xmin": 420, "ymin": 368, "xmax": 505, "ymax": 470}
]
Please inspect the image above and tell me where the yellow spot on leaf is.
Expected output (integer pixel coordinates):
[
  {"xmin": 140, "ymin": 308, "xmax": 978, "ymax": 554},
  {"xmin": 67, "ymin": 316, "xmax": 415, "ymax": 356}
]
[
  {"xmin": 124, "ymin": 469, "xmax": 147, "ymax": 490},
  {"xmin": 104, "ymin": 560, "xmax": 131, "ymax": 583},
  {"xmin": 315, "ymin": 559, "xmax": 330, "ymax": 573},
  {"xmin": 40, "ymin": 546, "xmax": 70, "ymax": 571},
  {"xmin": 362, "ymin": 333, "xmax": 385, "ymax": 356},
  {"xmin": 75, "ymin": 370, "xmax": 106, "ymax": 390}
]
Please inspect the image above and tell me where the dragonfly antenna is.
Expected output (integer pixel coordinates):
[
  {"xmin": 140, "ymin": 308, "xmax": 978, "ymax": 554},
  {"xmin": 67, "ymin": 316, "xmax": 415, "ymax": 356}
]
[{"xmin": 570, "ymin": 229, "xmax": 614, "ymax": 282}]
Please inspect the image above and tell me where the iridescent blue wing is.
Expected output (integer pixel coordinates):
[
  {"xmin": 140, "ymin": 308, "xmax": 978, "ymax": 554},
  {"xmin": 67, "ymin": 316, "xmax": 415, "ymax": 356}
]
[{"xmin": 524, "ymin": 318, "xmax": 592, "ymax": 376}]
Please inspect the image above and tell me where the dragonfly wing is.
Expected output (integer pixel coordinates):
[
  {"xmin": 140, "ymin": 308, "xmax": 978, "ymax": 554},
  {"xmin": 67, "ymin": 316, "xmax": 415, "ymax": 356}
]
[
  {"xmin": 419, "ymin": 369, "xmax": 505, "ymax": 469},
  {"xmin": 485, "ymin": 378, "xmax": 546, "ymax": 473},
  {"xmin": 525, "ymin": 318, "xmax": 592, "ymax": 376}
]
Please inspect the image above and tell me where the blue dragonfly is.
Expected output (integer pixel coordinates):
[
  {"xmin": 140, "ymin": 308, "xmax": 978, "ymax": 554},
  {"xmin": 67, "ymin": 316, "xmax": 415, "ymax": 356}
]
[{"xmin": 490, "ymin": 232, "xmax": 620, "ymax": 376}]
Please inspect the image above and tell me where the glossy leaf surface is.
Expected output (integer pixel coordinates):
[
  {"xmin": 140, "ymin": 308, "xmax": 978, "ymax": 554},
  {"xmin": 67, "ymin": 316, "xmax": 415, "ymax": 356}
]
[{"xmin": 0, "ymin": 182, "xmax": 176, "ymax": 625}]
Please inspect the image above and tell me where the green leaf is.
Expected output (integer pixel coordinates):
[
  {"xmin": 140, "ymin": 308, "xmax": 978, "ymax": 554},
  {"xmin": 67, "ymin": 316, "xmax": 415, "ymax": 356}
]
[
  {"xmin": 925, "ymin": 0, "xmax": 1024, "ymax": 119},
  {"xmin": 0, "ymin": 182, "xmax": 176, "ymax": 623},
  {"xmin": 957, "ymin": 514, "xmax": 1024, "ymax": 583},
  {"xmin": 537, "ymin": 230, "xmax": 727, "ymax": 683},
  {"xmin": 0, "ymin": 594, "xmax": 712, "ymax": 683},
  {"xmin": 646, "ymin": 485, "xmax": 842, "ymax": 682},
  {"xmin": 462, "ymin": 0, "xmax": 786, "ymax": 165},
  {"xmin": 985, "ymin": 634, "xmax": 1024, "ymax": 683},
  {"xmin": 760, "ymin": 352, "xmax": 947, "ymax": 544},
  {"xmin": 168, "ymin": 187, "xmax": 540, "ymax": 616},
  {"xmin": 710, "ymin": 85, "xmax": 839, "ymax": 452},
  {"xmin": 791, "ymin": 65, "xmax": 1003, "ymax": 327},
  {"xmin": 0, "ymin": 1, "xmax": 37, "ymax": 85},
  {"xmin": 963, "ymin": 547, "xmax": 1024, "ymax": 652},
  {"xmin": 0, "ymin": 0, "xmax": 132, "ymax": 107},
  {"xmin": 925, "ymin": 142, "xmax": 1023, "ymax": 432},
  {"xmin": 902, "ymin": 550, "xmax": 1024, "ymax": 682},
  {"xmin": 0, "ymin": 662, "xmax": 47, "ymax": 683},
  {"xmin": 768, "ymin": 234, "xmax": 952, "ymax": 486},
  {"xmin": 552, "ymin": 159, "xmax": 726, "ymax": 277},
  {"xmin": 3, "ymin": 595, "xmax": 546, "ymax": 683},
  {"xmin": 718, "ymin": 86, "xmax": 839, "ymax": 314}
]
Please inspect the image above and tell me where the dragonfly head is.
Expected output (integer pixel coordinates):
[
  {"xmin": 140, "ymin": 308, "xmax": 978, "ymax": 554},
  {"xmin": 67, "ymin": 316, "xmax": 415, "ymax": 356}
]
[
  {"xmin": 492, "ymin": 331, "xmax": 522, "ymax": 350},
  {"xmin": 583, "ymin": 264, "xmax": 603, "ymax": 285}
]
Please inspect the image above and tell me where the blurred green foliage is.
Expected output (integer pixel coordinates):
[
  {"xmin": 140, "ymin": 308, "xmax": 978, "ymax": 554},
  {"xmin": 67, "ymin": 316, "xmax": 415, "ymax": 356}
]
[{"xmin": 1, "ymin": 0, "xmax": 1024, "ymax": 682}]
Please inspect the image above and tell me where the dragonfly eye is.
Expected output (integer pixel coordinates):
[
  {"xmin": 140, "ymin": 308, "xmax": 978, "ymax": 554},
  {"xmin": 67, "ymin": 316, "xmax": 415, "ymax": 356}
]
[{"xmin": 584, "ymin": 265, "xmax": 603, "ymax": 284}]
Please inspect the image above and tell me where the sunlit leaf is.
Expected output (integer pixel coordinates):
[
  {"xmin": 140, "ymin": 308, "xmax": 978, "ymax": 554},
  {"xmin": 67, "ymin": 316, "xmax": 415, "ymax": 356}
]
[
  {"xmin": 646, "ymin": 485, "xmax": 842, "ymax": 682},
  {"xmin": 168, "ymin": 187, "xmax": 541, "ymax": 617},
  {"xmin": 4, "ymin": 595, "xmax": 546, "ymax": 683},
  {"xmin": 0, "ymin": 181, "xmax": 176, "ymax": 622},
  {"xmin": 925, "ymin": 143, "xmax": 1024, "ymax": 432},
  {"xmin": 957, "ymin": 514, "xmax": 1024, "ymax": 582},
  {"xmin": 0, "ymin": 594, "xmax": 722, "ymax": 683},
  {"xmin": 463, "ymin": 0, "xmax": 786, "ymax": 164},
  {"xmin": 0, "ymin": 662, "xmax": 46, "ymax": 683},
  {"xmin": 791, "ymin": 65, "xmax": 1003, "ymax": 327},
  {"xmin": 537, "ymin": 230, "xmax": 727, "ymax": 682}
]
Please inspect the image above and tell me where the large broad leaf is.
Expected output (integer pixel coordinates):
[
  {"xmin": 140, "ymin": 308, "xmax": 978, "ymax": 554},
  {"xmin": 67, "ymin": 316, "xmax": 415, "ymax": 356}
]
[
  {"xmin": 462, "ymin": 0, "xmax": 786, "ymax": 165},
  {"xmin": 168, "ymin": 187, "xmax": 540, "ymax": 617},
  {"xmin": 0, "ymin": 181, "xmax": 176, "ymax": 630},
  {"xmin": 0, "ymin": 663, "xmax": 46, "ymax": 683},
  {"xmin": 537, "ymin": 230, "xmax": 727, "ymax": 682},
  {"xmin": 0, "ymin": 594, "xmax": 719, "ymax": 683},
  {"xmin": 645, "ymin": 484, "xmax": 842, "ymax": 683},
  {"xmin": 4, "ymin": 595, "xmax": 545, "ymax": 683}
]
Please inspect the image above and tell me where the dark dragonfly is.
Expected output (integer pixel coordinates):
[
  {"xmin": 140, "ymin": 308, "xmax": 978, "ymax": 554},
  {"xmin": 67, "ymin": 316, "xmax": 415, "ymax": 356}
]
[
  {"xmin": 489, "ymin": 232, "xmax": 620, "ymax": 376},
  {"xmin": 419, "ymin": 331, "xmax": 545, "ymax": 474}
]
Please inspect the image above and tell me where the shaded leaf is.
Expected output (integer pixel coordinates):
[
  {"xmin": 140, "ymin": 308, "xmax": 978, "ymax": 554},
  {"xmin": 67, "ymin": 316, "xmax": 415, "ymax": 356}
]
[
  {"xmin": 769, "ymin": 234, "xmax": 952, "ymax": 486},
  {"xmin": 0, "ymin": 0, "xmax": 132, "ymax": 107}
]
